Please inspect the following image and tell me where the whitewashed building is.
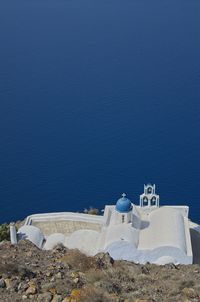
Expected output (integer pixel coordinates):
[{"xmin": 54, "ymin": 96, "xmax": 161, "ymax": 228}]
[{"xmin": 10, "ymin": 184, "xmax": 194, "ymax": 265}]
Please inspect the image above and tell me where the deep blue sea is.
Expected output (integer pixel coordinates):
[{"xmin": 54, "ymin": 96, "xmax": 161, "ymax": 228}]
[{"xmin": 0, "ymin": 0, "xmax": 200, "ymax": 224}]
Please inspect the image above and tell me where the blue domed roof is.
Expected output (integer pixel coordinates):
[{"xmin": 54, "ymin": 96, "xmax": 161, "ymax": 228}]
[{"xmin": 116, "ymin": 193, "xmax": 132, "ymax": 213}]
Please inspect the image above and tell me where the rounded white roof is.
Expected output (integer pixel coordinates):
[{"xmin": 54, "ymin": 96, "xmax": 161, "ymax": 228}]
[
  {"xmin": 147, "ymin": 207, "xmax": 186, "ymax": 253},
  {"xmin": 44, "ymin": 233, "xmax": 65, "ymax": 250},
  {"xmin": 17, "ymin": 225, "xmax": 44, "ymax": 249},
  {"xmin": 104, "ymin": 223, "xmax": 139, "ymax": 250},
  {"xmin": 153, "ymin": 256, "xmax": 176, "ymax": 265},
  {"xmin": 65, "ymin": 229, "xmax": 100, "ymax": 256},
  {"xmin": 106, "ymin": 241, "xmax": 137, "ymax": 262}
]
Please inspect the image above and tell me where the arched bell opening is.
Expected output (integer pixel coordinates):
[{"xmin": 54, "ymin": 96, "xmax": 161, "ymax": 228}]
[
  {"xmin": 151, "ymin": 196, "xmax": 157, "ymax": 206},
  {"xmin": 143, "ymin": 197, "xmax": 148, "ymax": 206},
  {"xmin": 147, "ymin": 186, "xmax": 153, "ymax": 194}
]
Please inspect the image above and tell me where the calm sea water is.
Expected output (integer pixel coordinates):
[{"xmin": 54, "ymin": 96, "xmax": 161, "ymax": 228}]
[{"xmin": 0, "ymin": 0, "xmax": 200, "ymax": 224}]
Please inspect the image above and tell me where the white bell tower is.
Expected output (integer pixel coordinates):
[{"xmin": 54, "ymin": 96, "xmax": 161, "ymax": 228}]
[{"xmin": 140, "ymin": 184, "xmax": 159, "ymax": 207}]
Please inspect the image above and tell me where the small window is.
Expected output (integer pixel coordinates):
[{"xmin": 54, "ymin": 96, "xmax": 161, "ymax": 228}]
[{"xmin": 122, "ymin": 215, "xmax": 125, "ymax": 223}]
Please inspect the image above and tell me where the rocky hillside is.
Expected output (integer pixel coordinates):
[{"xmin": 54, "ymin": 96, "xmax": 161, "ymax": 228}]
[{"xmin": 0, "ymin": 240, "xmax": 199, "ymax": 302}]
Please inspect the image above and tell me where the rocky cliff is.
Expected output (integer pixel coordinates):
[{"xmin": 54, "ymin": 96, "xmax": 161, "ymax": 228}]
[{"xmin": 0, "ymin": 240, "xmax": 200, "ymax": 302}]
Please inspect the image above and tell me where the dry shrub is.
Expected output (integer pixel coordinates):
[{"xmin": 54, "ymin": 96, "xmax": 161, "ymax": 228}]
[
  {"xmin": 0, "ymin": 262, "xmax": 35, "ymax": 279},
  {"xmin": 79, "ymin": 286, "xmax": 114, "ymax": 302},
  {"xmin": 0, "ymin": 223, "xmax": 10, "ymax": 242},
  {"xmin": 60, "ymin": 249, "xmax": 96, "ymax": 271},
  {"xmin": 86, "ymin": 269, "xmax": 107, "ymax": 284},
  {"xmin": 84, "ymin": 207, "xmax": 99, "ymax": 215},
  {"xmin": 107, "ymin": 264, "xmax": 135, "ymax": 284},
  {"xmin": 0, "ymin": 263, "xmax": 19, "ymax": 275},
  {"xmin": 86, "ymin": 268, "xmax": 123, "ymax": 295},
  {"xmin": 85, "ymin": 262, "xmax": 137, "ymax": 295},
  {"xmin": 179, "ymin": 279, "xmax": 195, "ymax": 290}
]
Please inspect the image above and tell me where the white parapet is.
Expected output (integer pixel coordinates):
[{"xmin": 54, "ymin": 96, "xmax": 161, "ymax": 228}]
[{"xmin": 10, "ymin": 223, "xmax": 17, "ymax": 245}]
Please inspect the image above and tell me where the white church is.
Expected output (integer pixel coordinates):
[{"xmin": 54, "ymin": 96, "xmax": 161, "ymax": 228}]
[{"xmin": 10, "ymin": 184, "xmax": 195, "ymax": 265}]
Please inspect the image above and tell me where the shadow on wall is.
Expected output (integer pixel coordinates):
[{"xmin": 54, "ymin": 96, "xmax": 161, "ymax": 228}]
[
  {"xmin": 140, "ymin": 220, "xmax": 150, "ymax": 230},
  {"xmin": 190, "ymin": 229, "xmax": 200, "ymax": 264}
]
